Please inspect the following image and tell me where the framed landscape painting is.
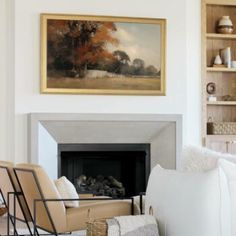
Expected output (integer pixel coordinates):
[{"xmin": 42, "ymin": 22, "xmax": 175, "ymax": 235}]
[{"xmin": 41, "ymin": 14, "xmax": 166, "ymax": 95}]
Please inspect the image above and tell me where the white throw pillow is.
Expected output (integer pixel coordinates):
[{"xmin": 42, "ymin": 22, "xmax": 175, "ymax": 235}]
[
  {"xmin": 145, "ymin": 162, "xmax": 231, "ymax": 236},
  {"xmin": 181, "ymin": 145, "xmax": 236, "ymax": 171},
  {"xmin": 54, "ymin": 176, "xmax": 79, "ymax": 208}
]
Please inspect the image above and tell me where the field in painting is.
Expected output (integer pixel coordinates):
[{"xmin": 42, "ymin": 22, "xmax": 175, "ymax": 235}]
[{"xmin": 47, "ymin": 76, "xmax": 160, "ymax": 90}]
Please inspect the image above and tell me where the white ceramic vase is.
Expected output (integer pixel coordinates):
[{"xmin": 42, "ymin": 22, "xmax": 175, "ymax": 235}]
[{"xmin": 214, "ymin": 54, "xmax": 223, "ymax": 65}]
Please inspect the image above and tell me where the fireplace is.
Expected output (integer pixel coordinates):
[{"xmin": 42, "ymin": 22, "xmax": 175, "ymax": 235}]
[{"xmin": 58, "ymin": 144, "xmax": 150, "ymax": 197}]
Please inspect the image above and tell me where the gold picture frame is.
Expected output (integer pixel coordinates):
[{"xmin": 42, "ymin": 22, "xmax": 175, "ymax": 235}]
[{"xmin": 41, "ymin": 14, "xmax": 166, "ymax": 95}]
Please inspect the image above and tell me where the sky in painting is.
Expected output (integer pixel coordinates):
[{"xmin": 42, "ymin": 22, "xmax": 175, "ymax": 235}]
[{"xmin": 107, "ymin": 22, "xmax": 161, "ymax": 70}]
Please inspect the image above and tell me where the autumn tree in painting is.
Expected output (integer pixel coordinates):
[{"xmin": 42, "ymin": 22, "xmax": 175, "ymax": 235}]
[
  {"xmin": 47, "ymin": 19, "xmax": 160, "ymax": 79},
  {"xmin": 47, "ymin": 20, "xmax": 118, "ymax": 78}
]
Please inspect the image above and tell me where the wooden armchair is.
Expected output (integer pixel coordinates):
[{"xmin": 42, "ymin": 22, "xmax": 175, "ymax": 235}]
[{"xmin": 14, "ymin": 164, "xmax": 134, "ymax": 236}]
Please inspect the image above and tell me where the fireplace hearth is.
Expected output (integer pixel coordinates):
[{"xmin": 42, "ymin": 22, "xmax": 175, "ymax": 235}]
[{"xmin": 58, "ymin": 144, "xmax": 150, "ymax": 197}]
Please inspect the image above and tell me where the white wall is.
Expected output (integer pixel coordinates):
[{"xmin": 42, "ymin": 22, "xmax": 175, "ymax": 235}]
[
  {"xmin": 0, "ymin": 0, "xmax": 15, "ymax": 162},
  {"xmin": 0, "ymin": 0, "xmax": 8, "ymax": 161},
  {"xmin": 186, "ymin": 0, "xmax": 201, "ymax": 145},
  {"xmin": 1, "ymin": 0, "xmax": 201, "ymax": 163}
]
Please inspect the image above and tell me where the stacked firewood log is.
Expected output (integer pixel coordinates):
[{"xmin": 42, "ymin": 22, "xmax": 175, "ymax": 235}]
[{"xmin": 76, "ymin": 174, "xmax": 125, "ymax": 197}]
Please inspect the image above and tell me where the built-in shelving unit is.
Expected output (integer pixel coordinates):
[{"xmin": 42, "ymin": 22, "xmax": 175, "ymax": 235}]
[{"xmin": 202, "ymin": 0, "xmax": 236, "ymax": 153}]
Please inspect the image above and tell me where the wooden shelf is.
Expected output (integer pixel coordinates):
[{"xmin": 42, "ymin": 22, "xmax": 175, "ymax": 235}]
[
  {"xmin": 206, "ymin": 135, "xmax": 236, "ymax": 140},
  {"xmin": 206, "ymin": 67, "xmax": 236, "ymax": 72},
  {"xmin": 206, "ymin": 33, "xmax": 236, "ymax": 39},
  {"xmin": 207, "ymin": 101, "xmax": 236, "ymax": 105}
]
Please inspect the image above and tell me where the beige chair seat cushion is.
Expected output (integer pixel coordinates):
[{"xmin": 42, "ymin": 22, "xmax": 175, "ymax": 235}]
[{"xmin": 66, "ymin": 200, "xmax": 132, "ymax": 232}]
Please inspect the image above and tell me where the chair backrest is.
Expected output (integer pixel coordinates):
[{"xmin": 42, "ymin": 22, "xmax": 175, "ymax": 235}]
[
  {"xmin": 14, "ymin": 164, "xmax": 66, "ymax": 233},
  {"xmin": 0, "ymin": 161, "xmax": 30, "ymax": 221}
]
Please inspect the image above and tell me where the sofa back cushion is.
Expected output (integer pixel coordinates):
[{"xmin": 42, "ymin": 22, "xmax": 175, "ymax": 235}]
[
  {"xmin": 181, "ymin": 146, "xmax": 236, "ymax": 236},
  {"xmin": 145, "ymin": 161, "xmax": 231, "ymax": 236},
  {"xmin": 181, "ymin": 145, "xmax": 236, "ymax": 171}
]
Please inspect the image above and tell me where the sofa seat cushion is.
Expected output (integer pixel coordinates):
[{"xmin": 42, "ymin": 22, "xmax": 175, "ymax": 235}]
[{"xmin": 66, "ymin": 200, "xmax": 131, "ymax": 231}]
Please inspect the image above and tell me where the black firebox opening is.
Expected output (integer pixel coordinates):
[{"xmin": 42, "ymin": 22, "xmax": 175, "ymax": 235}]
[{"xmin": 58, "ymin": 144, "xmax": 150, "ymax": 197}]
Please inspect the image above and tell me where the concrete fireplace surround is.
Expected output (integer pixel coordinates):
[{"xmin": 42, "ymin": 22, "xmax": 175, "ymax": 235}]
[{"xmin": 28, "ymin": 113, "xmax": 182, "ymax": 179}]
